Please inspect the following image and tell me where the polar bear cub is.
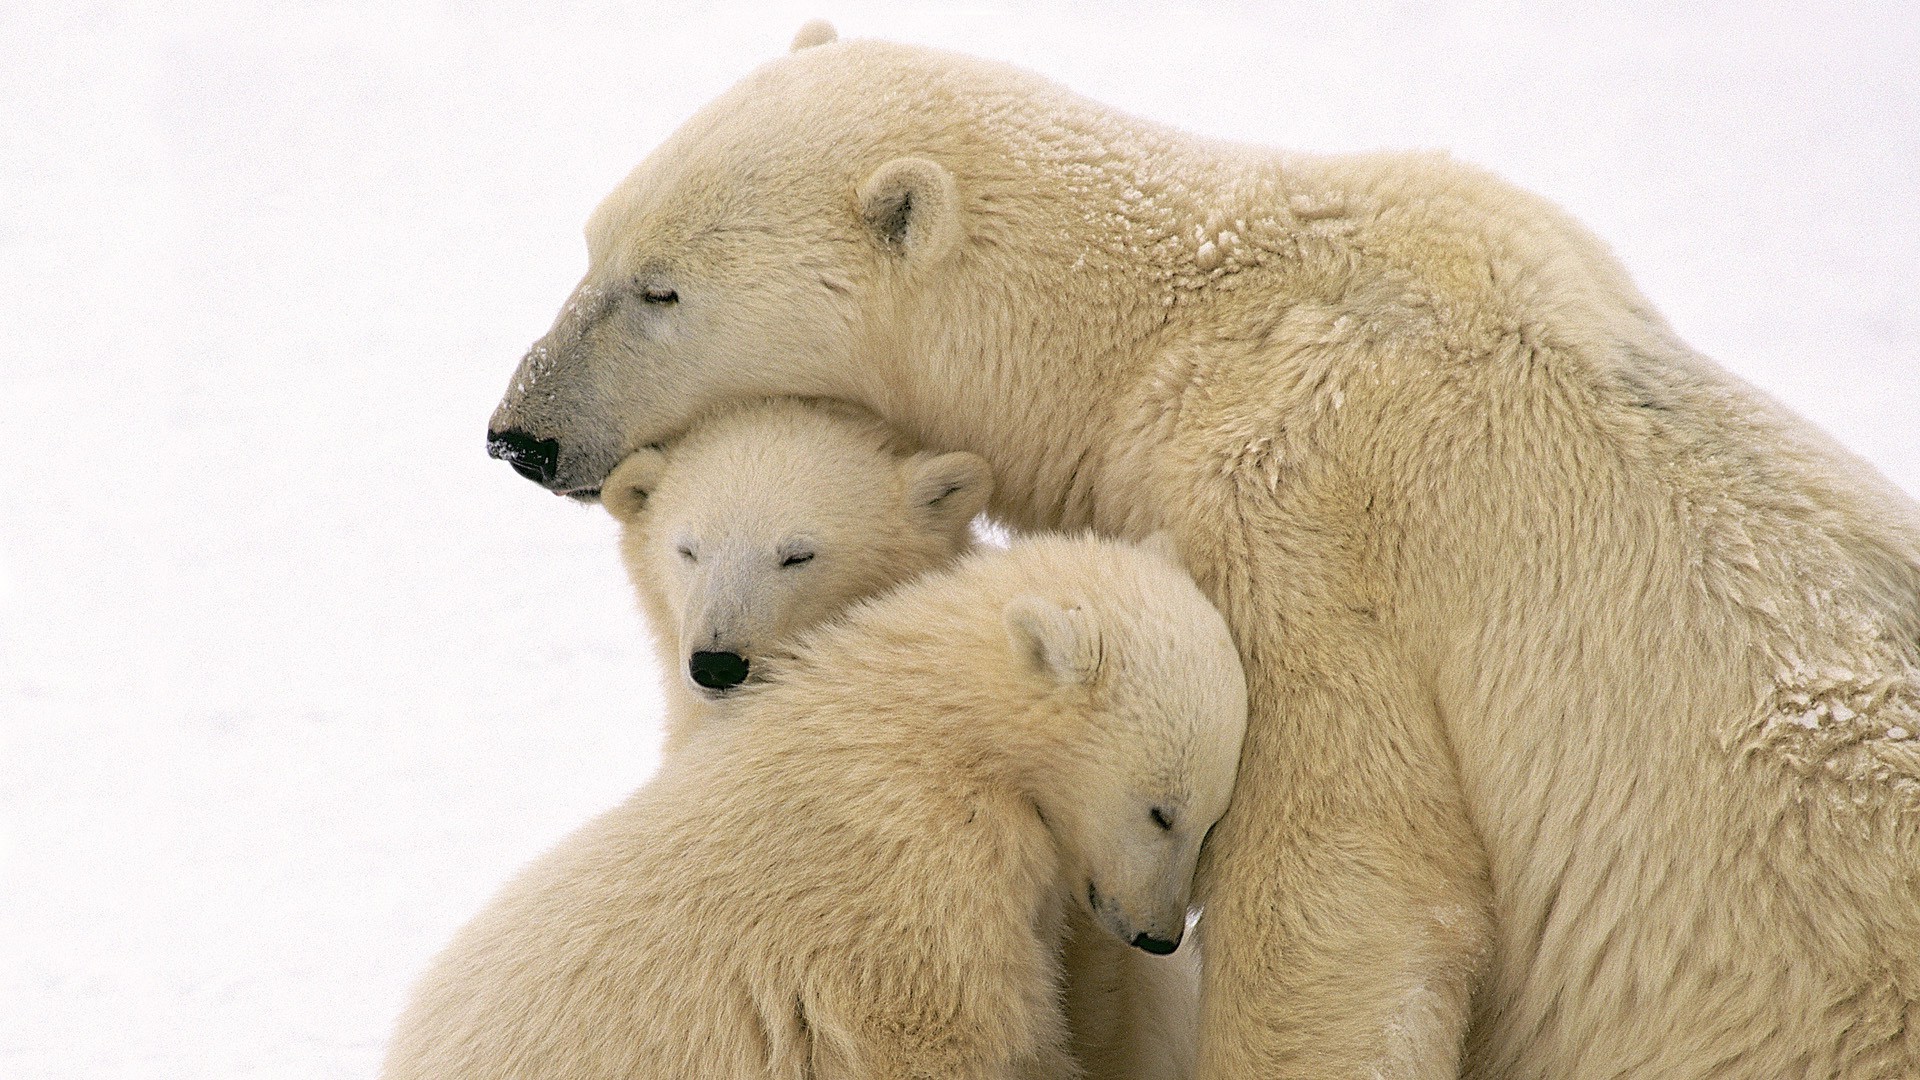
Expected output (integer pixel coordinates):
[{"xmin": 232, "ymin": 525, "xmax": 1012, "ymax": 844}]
[
  {"xmin": 600, "ymin": 398, "xmax": 990, "ymax": 750},
  {"xmin": 383, "ymin": 534, "xmax": 1248, "ymax": 1080},
  {"xmin": 603, "ymin": 398, "xmax": 1202, "ymax": 1078}
]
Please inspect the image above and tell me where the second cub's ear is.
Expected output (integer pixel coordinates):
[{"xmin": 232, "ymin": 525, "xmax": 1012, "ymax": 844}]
[
  {"xmin": 1005, "ymin": 596, "xmax": 1101, "ymax": 686},
  {"xmin": 904, "ymin": 451, "xmax": 992, "ymax": 529},
  {"xmin": 857, "ymin": 157, "xmax": 961, "ymax": 264},
  {"xmin": 601, "ymin": 447, "xmax": 669, "ymax": 522}
]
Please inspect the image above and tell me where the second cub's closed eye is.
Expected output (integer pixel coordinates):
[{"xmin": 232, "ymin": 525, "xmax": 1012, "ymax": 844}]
[
  {"xmin": 1150, "ymin": 806, "xmax": 1175, "ymax": 831},
  {"xmin": 780, "ymin": 552, "xmax": 815, "ymax": 567},
  {"xmin": 642, "ymin": 286, "xmax": 678, "ymax": 304}
]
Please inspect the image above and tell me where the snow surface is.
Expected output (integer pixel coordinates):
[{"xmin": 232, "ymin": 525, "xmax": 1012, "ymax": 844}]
[{"xmin": 2, "ymin": 2, "xmax": 1915, "ymax": 1077}]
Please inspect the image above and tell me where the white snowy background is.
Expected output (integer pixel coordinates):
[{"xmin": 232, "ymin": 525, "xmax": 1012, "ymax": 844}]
[{"xmin": 2, "ymin": 1, "xmax": 1915, "ymax": 1076}]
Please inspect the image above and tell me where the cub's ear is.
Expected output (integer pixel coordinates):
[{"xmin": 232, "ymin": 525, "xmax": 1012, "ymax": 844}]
[
  {"xmin": 790, "ymin": 19, "xmax": 838, "ymax": 51},
  {"xmin": 904, "ymin": 450, "xmax": 992, "ymax": 531},
  {"xmin": 857, "ymin": 157, "xmax": 961, "ymax": 264},
  {"xmin": 1005, "ymin": 596, "xmax": 1101, "ymax": 685},
  {"xmin": 601, "ymin": 447, "xmax": 670, "ymax": 522}
]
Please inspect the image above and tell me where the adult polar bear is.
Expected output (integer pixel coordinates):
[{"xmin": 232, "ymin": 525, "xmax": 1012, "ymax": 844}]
[{"xmin": 487, "ymin": 23, "xmax": 1920, "ymax": 1079}]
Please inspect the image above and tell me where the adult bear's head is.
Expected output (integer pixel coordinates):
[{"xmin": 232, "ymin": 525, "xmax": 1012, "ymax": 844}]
[{"xmin": 487, "ymin": 22, "xmax": 986, "ymax": 499}]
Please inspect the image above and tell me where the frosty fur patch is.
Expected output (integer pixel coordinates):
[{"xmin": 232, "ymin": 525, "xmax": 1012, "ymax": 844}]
[{"xmin": 1744, "ymin": 660, "xmax": 1920, "ymax": 808}]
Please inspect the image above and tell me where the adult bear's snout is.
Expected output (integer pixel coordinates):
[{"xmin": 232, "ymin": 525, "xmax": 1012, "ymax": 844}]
[
  {"xmin": 689, "ymin": 650, "xmax": 750, "ymax": 692},
  {"xmin": 487, "ymin": 429, "xmax": 561, "ymax": 487}
]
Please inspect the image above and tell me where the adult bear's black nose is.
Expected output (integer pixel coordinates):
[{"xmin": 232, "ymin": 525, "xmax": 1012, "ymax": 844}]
[
  {"xmin": 487, "ymin": 428, "xmax": 560, "ymax": 486},
  {"xmin": 689, "ymin": 651, "xmax": 750, "ymax": 692}
]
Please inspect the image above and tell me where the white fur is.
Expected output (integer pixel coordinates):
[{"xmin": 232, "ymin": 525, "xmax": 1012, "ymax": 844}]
[
  {"xmin": 382, "ymin": 535, "xmax": 1248, "ymax": 1079},
  {"xmin": 489, "ymin": 27, "xmax": 1920, "ymax": 1078},
  {"xmin": 600, "ymin": 398, "xmax": 1203, "ymax": 1077},
  {"xmin": 601, "ymin": 398, "xmax": 986, "ymax": 750}
]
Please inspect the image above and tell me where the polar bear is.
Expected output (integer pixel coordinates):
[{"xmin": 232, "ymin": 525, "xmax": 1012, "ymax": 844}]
[
  {"xmin": 383, "ymin": 534, "xmax": 1248, "ymax": 1080},
  {"xmin": 483, "ymin": 24, "xmax": 1920, "ymax": 1078},
  {"xmin": 598, "ymin": 398, "xmax": 989, "ymax": 751},
  {"xmin": 598, "ymin": 397, "xmax": 1201, "ymax": 1078}
]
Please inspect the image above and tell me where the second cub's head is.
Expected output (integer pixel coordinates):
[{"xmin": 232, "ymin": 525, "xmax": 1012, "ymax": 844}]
[
  {"xmin": 998, "ymin": 536, "xmax": 1249, "ymax": 957},
  {"xmin": 602, "ymin": 399, "xmax": 990, "ymax": 700}
]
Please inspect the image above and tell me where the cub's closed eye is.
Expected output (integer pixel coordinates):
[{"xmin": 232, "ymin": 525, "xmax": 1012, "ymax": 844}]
[
  {"xmin": 641, "ymin": 286, "xmax": 678, "ymax": 305},
  {"xmin": 1150, "ymin": 806, "xmax": 1175, "ymax": 832},
  {"xmin": 677, "ymin": 546, "xmax": 697, "ymax": 562},
  {"xmin": 780, "ymin": 552, "xmax": 815, "ymax": 567}
]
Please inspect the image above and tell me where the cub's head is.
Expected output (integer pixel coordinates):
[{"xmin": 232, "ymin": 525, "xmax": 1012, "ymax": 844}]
[
  {"xmin": 602, "ymin": 399, "xmax": 989, "ymax": 701},
  {"xmin": 1002, "ymin": 536, "xmax": 1247, "ymax": 955}
]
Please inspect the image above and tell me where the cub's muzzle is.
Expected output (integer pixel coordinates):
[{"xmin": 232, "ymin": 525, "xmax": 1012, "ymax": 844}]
[{"xmin": 689, "ymin": 650, "xmax": 750, "ymax": 692}]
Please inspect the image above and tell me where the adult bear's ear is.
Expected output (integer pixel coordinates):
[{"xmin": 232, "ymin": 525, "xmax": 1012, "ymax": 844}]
[
  {"xmin": 601, "ymin": 447, "xmax": 669, "ymax": 522},
  {"xmin": 790, "ymin": 19, "xmax": 838, "ymax": 51},
  {"xmin": 858, "ymin": 157, "xmax": 961, "ymax": 265},
  {"xmin": 1005, "ymin": 596, "xmax": 1101, "ymax": 686},
  {"xmin": 904, "ymin": 450, "xmax": 992, "ymax": 531}
]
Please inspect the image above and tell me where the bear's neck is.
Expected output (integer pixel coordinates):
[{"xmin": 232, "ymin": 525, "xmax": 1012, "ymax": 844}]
[{"xmin": 869, "ymin": 93, "xmax": 1310, "ymax": 533}]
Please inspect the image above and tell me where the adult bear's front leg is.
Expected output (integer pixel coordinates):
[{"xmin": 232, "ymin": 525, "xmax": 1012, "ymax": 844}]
[{"xmin": 1194, "ymin": 622, "xmax": 1492, "ymax": 1079}]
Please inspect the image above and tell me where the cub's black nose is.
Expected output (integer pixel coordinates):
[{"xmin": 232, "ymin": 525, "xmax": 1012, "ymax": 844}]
[
  {"xmin": 689, "ymin": 651, "xmax": 750, "ymax": 691},
  {"xmin": 487, "ymin": 429, "xmax": 560, "ymax": 486},
  {"xmin": 1130, "ymin": 932, "xmax": 1179, "ymax": 956}
]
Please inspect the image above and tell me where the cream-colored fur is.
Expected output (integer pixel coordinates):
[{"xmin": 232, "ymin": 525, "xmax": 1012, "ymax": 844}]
[
  {"xmin": 487, "ymin": 26, "xmax": 1920, "ymax": 1077},
  {"xmin": 599, "ymin": 398, "xmax": 988, "ymax": 751},
  {"xmin": 1058, "ymin": 908, "xmax": 1206, "ymax": 1080},
  {"xmin": 383, "ymin": 535, "xmax": 1248, "ymax": 1080},
  {"xmin": 599, "ymin": 397, "xmax": 1202, "ymax": 1078}
]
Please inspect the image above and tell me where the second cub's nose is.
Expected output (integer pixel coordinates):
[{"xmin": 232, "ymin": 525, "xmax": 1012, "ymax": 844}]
[
  {"xmin": 486, "ymin": 428, "xmax": 560, "ymax": 486},
  {"xmin": 689, "ymin": 651, "xmax": 750, "ymax": 691},
  {"xmin": 1130, "ymin": 932, "xmax": 1181, "ymax": 956}
]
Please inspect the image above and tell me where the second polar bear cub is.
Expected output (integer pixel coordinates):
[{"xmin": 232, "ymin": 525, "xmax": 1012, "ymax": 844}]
[
  {"xmin": 383, "ymin": 534, "xmax": 1249, "ymax": 1079},
  {"xmin": 601, "ymin": 398, "xmax": 990, "ymax": 750}
]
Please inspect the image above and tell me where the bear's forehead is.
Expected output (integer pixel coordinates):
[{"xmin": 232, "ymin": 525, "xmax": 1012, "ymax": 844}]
[
  {"xmin": 658, "ymin": 480, "xmax": 894, "ymax": 537},
  {"xmin": 666, "ymin": 452, "xmax": 894, "ymax": 495},
  {"xmin": 657, "ymin": 442, "xmax": 901, "ymax": 507},
  {"xmin": 1097, "ymin": 648, "xmax": 1243, "ymax": 742}
]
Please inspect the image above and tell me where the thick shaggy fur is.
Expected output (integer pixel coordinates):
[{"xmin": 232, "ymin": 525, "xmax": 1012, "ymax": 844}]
[
  {"xmin": 487, "ymin": 28, "xmax": 1920, "ymax": 1077},
  {"xmin": 601, "ymin": 398, "xmax": 1203, "ymax": 1077},
  {"xmin": 382, "ymin": 536, "xmax": 1247, "ymax": 1080}
]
